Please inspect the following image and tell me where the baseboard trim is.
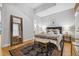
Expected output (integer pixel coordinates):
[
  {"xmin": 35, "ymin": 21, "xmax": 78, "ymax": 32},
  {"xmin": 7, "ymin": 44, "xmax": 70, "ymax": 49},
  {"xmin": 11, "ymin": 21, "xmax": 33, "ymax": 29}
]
[
  {"xmin": 23, "ymin": 39, "xmax": 32, "ymax": 42},
  {"xmin": 2, "ymin": 44, "xmax": 10, "ymax": 48},
  {"xmin": 2, "ymin": 39, "xmax": 33, "ymax": 48}
]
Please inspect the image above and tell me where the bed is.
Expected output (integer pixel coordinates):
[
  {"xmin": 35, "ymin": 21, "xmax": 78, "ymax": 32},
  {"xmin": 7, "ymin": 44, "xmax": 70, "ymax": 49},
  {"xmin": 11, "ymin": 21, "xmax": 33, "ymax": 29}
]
[{"xmin": 34, "ymin": 27, "xmax": 63, "ymax": 51}]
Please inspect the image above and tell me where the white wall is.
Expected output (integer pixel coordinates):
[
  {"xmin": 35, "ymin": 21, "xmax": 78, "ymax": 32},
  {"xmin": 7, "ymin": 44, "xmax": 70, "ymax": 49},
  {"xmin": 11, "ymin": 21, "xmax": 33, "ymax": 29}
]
[
  {"xmin": 75, "ymin": 12, "xmax": 79, "ymax": 39},
  {"xmin": 0, "ymin": 10, "xmax": 1, "ymax": 22},
  {"xmin": 1, "ymin": 4, "xmax": 34, "ymax": 47},
  {"xmin": 0, "ymin": 9, "xmax": 1, "ymax": 48},
  {"xmin": 35, "ymin": 9, "xmax": 75, "ymax": 37}
]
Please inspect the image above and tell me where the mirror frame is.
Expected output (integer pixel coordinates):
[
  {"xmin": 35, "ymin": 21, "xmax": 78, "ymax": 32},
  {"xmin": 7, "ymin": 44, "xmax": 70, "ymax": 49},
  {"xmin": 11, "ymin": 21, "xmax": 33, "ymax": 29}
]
[{"xmin": 10, "ymin": 15, "xmax": 23, "ymax": 46}]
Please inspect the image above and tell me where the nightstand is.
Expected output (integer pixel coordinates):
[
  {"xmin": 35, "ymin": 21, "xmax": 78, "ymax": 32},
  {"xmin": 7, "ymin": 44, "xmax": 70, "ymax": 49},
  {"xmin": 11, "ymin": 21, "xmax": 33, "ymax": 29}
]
[{"xmin": 63, "ymin": 34, "xmax": 71, "ymax": 42}]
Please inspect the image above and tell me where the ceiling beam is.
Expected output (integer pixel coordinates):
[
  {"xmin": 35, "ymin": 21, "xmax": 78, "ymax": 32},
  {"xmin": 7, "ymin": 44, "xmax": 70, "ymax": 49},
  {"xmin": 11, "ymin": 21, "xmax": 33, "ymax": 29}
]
[
  {"xmin": 35, "ymin": 3, "xmax": 75, "ymax": 17},
  {"xmin": 34, "ymin": 3, "xmax": 56, "ymax": 13}
]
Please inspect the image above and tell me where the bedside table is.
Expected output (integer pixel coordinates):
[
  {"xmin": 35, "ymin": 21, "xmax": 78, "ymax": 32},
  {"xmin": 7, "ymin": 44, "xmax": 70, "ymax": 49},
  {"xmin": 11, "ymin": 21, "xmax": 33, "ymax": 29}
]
[{"xmin": 63, "ymin": 34, "xmax": 71, "ymax": 42}]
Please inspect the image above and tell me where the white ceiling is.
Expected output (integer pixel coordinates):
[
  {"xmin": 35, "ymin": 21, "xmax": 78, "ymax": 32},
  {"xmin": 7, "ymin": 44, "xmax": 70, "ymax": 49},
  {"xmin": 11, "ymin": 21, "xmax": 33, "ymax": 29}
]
[
  {"xmin": 20, "ymin": 3, "xmax": 75, "ymax": 17},
  {"xmin": 35, "ymin": 3, "xmax": 75, "ymax": 17},
  {"xmin": 25, "ymin": 3, "xmax": 43, "ymax": 9},
  {"xmin": 12, "ymin": 3, "xmax": 43, "ymax": 10},
  {"xmin": 9, "ymin": 3, "xmax": 75, "ymax": 17},
  {"xmin": 34, "ymin": 3, "xmax": 56, "ymax": 13}
]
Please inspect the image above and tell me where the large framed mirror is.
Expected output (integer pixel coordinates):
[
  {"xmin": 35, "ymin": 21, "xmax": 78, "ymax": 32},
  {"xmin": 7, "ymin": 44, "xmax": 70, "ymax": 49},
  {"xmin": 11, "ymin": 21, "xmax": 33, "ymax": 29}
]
[{"xmin": 10, "ymin": 15, "xmax": 23, "ymax": 46}]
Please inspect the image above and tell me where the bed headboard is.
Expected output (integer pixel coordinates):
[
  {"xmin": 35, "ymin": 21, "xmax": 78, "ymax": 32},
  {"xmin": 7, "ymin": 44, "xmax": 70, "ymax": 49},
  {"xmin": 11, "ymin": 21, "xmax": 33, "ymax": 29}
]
[{"xmin": 47, "ymin": 27, "xmax": 62, "ymax": 34}]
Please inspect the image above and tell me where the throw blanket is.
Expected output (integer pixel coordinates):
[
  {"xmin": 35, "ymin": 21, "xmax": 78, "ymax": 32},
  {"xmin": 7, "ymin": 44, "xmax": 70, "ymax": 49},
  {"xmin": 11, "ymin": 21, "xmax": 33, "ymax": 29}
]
[
  {"xmin": 34, "ymin": 33, "xmax": 63, "ymax": 51},
  {"xmin": 35, "ymin": 34, "xmax": 57, "ymax": 41}
]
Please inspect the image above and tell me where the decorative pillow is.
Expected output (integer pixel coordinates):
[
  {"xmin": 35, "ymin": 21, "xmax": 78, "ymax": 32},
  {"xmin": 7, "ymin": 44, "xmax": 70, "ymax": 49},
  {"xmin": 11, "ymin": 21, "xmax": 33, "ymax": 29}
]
[
  {"xmin": 51, "ymin": 29, "xmax": 57, "ymax": 34},
  {"xmin": 55, "ymin": 29, "xmax": 60, "ymax": 34},
  {"xmin": 48, "ymin": 31, "xmax": 54, "ymax": 35}
]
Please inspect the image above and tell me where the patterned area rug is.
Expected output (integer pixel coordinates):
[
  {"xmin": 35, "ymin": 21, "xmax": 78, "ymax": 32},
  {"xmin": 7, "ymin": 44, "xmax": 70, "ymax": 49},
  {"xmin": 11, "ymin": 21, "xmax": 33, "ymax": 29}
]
[{"xmin": 9, "ymin": 42, "xmax": 61, "ymax": 56}]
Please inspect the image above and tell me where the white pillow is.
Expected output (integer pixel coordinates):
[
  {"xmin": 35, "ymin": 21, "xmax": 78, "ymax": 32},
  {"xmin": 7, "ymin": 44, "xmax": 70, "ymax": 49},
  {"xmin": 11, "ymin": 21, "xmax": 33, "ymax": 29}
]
[
  {"xmin": 55, "ymin": 29, "xmax": 60, "ymax": 34},
  {"xmin": 48, "ymin": 31, "xmax": 54, "ymax": 35}
]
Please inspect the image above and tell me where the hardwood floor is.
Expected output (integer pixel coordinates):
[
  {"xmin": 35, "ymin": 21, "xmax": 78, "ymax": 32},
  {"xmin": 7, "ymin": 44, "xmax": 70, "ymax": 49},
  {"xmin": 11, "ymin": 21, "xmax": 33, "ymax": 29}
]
[
  {"xmin": 1, "ymin": 40, "xmax": 71, "ymax": 56},
  {"xmin": 63, "ymin": 42, "xmax": 71, "ymax": 56},
  {"xmin": 1, "ymin": 40, "xmax": 33, "ymax": 56}
]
